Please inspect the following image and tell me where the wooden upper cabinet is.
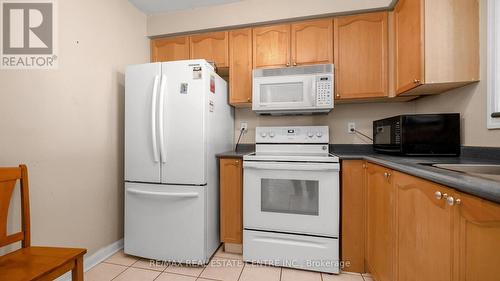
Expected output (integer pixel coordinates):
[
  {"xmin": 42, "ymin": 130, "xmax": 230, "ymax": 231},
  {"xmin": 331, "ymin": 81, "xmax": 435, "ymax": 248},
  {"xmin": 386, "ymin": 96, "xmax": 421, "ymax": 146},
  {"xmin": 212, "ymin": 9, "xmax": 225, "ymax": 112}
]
[
  {"xmin": 229, "ymin": 28, "xmax": 253, "ymax": 105},
  {"xmin": 453, "ymin": 192, "xmax": 500, "ymax": 281},
  {"xmin": 394, "ymin": 172, "xmax": 454, "ymax": 281},
  {"xmin": 334, "ymin": 12, "xmax": 388, "ymax": 100},
  {"xmin": 252, "ymin": 24, "xmax": 291, "ymax": 68},
  {"xmin": 219, "ymin": 158, "xmax": 243, "ymax": 244},
  {"xmin": 366, "ymin": 163, "xmax": 395, "ymax": 281},
  {"xmin": 151, "ymin": 36, "xmax": 190, "ymax": 62},
  {"xmin": 190, "ymin": 31, "xmax": 229, "ymax": 68},
  {"xmin": 394, "ymin": 0, "xmax": 423, "ymax": 94},
  {"xmin": 394, "ymin": 0, "xmax": 479, "ymax": 96},
  {"xmin": 291, "ymin": 18, "xmax": 333, "ymax": 66}
]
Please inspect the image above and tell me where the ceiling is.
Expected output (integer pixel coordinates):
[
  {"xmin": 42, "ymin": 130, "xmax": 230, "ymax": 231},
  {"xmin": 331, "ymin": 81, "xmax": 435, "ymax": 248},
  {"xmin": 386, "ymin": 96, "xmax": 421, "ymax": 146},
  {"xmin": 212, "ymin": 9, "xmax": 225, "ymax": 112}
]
[{"xmin": 129, "ymin": 0, "xmax": 242, "ymax": 15}]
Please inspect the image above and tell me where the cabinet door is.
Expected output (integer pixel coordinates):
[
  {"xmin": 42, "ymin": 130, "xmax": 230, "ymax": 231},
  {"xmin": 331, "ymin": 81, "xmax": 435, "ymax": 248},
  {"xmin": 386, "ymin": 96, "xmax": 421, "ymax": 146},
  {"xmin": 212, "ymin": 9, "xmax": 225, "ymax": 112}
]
[
  {"xmin": 394, "ymin": 0, "xmax": 424, "ymax": 94},
  {"xmin": 334, "ymin": 12, "xmax": 388, "ymax": 100},
  {"xmin": 394, "ymin": 172, "xmax": 454, "ymax": 281},
  {"xmin": 366, "ymin": 163, "xmax": 395, "ymax": 281},
  {"xmin": 229, "ymin": 28, "xmax": 253, "ymax": 105},
  {"xmin": 190, "ymin": 31, "xmax": 229, "ymax": 68},
  {"xmin": 291, "ymin": 18, "xmax": 333, "ymax": 66},
  {"xmin": 253, "ymin": 24, "xmax": 290, "ymax": 68},
  {"xmin": 219, "ymin": 158, "xmax": 243, "ymax": 244},
  {"xmin": 341, "ymin": 160, "xmax": 366, "ymax": 273},
  {"xmin": 453, "ymin": 192, "xmax": 500, "ymax": 281},
  {"xmin": 151, "ymin": 36, "xmax": 190, "ymax": 62}
]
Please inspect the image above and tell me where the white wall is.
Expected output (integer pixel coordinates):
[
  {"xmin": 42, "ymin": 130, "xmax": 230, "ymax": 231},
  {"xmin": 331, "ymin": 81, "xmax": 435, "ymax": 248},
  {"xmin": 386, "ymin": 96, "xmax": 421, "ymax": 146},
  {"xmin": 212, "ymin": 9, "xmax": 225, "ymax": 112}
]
[
  {"xmin": 147, "ymin": 0, "xmax": 392, "ymax": 36},
  {"xmin": 236, "ymin": 102, "xmax": 416, "ymax": 144},
  {"xmin": 0, "ymin": 0, "xmax": 149, "ymax": 255}
]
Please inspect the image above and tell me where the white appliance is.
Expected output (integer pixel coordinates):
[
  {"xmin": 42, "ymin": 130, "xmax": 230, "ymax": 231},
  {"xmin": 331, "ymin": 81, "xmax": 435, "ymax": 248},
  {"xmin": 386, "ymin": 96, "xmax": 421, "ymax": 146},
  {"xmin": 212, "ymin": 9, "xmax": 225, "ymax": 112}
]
[
  {"xmin": 252, "ymin": 64, "xmax": 334, "ymax": 115},
  {"xmin": 243, "ymin": 126, "xmax": 340, "ymax": 274},
  {"xmin": 124, "ymin": 60, "xmax": 234, "ymax": 264}
]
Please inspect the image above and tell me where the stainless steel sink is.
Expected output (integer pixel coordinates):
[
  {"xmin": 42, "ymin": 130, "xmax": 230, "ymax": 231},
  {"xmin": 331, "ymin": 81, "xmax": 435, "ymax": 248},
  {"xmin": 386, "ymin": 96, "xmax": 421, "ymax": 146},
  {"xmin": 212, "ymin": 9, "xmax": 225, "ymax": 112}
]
[{"xmin": 432, "ymin": 164, "xmax": 500, "ymax": 181}]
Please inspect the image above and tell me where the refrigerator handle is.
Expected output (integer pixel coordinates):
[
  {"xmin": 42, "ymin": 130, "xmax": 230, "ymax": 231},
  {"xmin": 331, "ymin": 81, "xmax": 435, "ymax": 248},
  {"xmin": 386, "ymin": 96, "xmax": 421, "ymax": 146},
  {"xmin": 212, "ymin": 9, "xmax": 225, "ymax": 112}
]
[
  {"xmin": 158, "ymin": 74, "xmax": 167, "ymax": 163},
  {"xmin": 151, "ymin": 75, "xmax": 160, "ymax": 162}
]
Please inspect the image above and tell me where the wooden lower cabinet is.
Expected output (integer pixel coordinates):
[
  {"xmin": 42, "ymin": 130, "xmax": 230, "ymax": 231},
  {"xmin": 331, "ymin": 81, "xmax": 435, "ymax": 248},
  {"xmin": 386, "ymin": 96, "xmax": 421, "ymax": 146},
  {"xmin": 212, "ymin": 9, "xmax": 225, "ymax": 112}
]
[
  {"xmin": 341, "ymin": 160, "xmax": 366, "ymax": 273},
  {"xmin": 394, "ymin": 172, "xmax": 454, "ymax": 281},
  {"xmin": 219, "ymin": 158, "xmax": 243, "ymax": 244},
  {"xmin": 453, "ymin": 191, "xmax": 500, "ymax": 281},
  {"xmin": 356, "ymin": 163, "xmax": 500, "ymax": 281},
  {"xmin": 365, "ymin": 163, "xmax": 395, "ymax": 281}
]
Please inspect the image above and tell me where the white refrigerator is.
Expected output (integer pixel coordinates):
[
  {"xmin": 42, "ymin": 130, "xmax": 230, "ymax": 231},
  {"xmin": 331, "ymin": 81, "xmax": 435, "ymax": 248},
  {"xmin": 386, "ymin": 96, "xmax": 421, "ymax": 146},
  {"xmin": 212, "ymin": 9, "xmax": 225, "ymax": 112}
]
[{"xmin": 124, "ymin": 60, "xmax": 234, "ymax": 264}]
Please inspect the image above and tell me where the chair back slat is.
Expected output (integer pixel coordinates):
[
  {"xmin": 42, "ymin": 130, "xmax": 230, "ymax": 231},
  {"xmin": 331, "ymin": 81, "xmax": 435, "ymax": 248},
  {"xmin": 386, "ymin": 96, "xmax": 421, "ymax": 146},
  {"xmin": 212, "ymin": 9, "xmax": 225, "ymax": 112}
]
[{"xmin": 0, "ymin": 165, "xmax": 30, "ymax": 249}]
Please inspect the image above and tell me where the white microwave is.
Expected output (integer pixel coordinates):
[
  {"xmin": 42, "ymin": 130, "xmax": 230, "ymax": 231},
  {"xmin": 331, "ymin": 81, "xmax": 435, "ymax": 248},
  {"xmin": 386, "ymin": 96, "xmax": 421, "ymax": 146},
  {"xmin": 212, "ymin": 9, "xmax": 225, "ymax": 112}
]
[{"xmin": 252, "ymin": 64, "xmax": 334, "ymax": 115}]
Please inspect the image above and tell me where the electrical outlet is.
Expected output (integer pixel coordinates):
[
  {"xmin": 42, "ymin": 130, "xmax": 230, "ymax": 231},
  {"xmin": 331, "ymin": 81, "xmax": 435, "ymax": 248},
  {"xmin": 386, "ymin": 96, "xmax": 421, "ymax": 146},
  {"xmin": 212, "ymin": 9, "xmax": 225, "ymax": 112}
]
[
  {"xmin": 348, "ymin": 122, "xmax": 356, "ymax": 133},
  {"xmin": 240, "ymin": 122, "xmax": 248, "ymax": 132}
]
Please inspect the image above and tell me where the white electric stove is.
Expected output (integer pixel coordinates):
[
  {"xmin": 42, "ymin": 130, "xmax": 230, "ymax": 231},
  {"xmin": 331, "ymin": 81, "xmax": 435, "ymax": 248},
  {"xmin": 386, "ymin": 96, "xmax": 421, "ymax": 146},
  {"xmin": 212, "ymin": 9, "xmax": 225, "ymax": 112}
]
[{"xmin": 243, "ymin": 126, "xmax": 340, "ymax": 274}]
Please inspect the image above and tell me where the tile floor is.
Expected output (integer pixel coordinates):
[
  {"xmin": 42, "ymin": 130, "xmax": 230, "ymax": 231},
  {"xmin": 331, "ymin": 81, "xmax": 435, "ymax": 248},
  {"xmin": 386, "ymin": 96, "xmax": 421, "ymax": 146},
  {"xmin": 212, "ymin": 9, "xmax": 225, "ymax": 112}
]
[{"xmin": 86, "ymin": 247, "xmax": 373, "ymax": 281}]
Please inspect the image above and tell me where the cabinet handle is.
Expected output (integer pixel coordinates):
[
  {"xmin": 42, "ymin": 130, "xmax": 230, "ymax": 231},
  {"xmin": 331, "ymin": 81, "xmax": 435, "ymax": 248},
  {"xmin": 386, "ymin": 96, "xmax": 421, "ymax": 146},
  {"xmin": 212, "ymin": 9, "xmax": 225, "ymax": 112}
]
[
  {"xmin": 413, "ymin": 79, "xmax": 421, "ymax": 84},
  {"xmin": 247, "ymin": 98, "xmax": 251, "ymax": 102},
  {"xmin": 446, "ymin": 196, "xmax": 461, "ymax": 206},
  {"xmin": 336, "ymin": 93, "xmax": 341, "ymax": 98},
  {"xmin": 286, "ymin": 62, "xmax": 290, "ymax": 67},
  {"xmin": 235, "ymin": 160, "xmax": 239, "ymax": 164},
  {"xmin": 446, "ymin": 196, "xmax": 455, "ymax": 206},
  {"xmin": 293, "ymin": 62, "xmax": 297, "ymax": 66},
  {"xmin": 434, "ymin": 191, "xmax": 443, "ymax": 200}
]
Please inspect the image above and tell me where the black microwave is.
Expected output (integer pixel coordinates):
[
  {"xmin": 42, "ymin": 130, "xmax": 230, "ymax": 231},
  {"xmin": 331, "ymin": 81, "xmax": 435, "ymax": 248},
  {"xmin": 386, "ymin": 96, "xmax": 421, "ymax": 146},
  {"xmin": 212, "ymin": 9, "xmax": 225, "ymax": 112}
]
[{"xmin": 373, "ymin": 114, "xmax": 461, "ymax": 156}]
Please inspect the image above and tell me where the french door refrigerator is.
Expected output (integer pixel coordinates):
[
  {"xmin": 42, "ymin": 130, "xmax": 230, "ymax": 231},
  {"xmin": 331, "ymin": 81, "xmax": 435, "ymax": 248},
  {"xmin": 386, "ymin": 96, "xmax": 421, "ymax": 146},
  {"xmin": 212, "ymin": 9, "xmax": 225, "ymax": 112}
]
[{"xmin": 124, "ymin": 60, "xmax": 234, "ymax": 264}]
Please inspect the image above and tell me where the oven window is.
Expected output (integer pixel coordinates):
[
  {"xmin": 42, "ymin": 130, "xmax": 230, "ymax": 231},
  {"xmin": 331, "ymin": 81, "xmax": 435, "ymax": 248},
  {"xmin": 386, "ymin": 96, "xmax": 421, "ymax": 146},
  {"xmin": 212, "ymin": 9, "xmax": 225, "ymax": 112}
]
[
  {"xmin": 260, "ymin": 82, "xmax": 304, "ymax": 103},
  {"xmin": 261, "ymin": 178, "xmax": 319, "ymax": 216}
]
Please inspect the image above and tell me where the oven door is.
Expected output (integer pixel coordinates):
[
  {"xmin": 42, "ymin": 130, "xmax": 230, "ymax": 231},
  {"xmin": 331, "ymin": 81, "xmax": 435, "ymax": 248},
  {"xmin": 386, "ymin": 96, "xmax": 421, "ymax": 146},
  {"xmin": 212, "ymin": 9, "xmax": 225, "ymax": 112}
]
[
  {"xmin": 243, "ymin": 161, "xmax": 339, "ymax": 237},
  {"xmin": 252, "ymin": 75, "xmax": 315, "ymax": 111}
]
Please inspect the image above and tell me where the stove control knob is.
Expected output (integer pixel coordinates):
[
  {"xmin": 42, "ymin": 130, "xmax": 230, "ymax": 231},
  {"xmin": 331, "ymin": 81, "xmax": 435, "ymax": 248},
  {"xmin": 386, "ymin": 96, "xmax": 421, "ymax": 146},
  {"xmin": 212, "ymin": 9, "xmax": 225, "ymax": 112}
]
[
  {"xmin": 316, "ymin": 132, "xmax": 323, "ymax": 137},
  {"xmin": 260, "ymin": 132, "xmax": 267, "ymax": 138},
  {"xmin": 307, "ymin": 132, "xmax": 314, "ymax": 138},
  {"xmin": 269, "ymin": 132, "xmax": 275, "ymax": 138}
]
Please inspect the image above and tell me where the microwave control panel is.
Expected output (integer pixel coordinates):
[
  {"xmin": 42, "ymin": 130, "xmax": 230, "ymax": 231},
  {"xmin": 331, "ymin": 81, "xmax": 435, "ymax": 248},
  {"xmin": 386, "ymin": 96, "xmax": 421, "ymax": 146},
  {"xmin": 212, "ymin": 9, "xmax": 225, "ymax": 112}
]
[{"xmin": 316, "ymin": 76, "xmax": 333, "ymax": 106}]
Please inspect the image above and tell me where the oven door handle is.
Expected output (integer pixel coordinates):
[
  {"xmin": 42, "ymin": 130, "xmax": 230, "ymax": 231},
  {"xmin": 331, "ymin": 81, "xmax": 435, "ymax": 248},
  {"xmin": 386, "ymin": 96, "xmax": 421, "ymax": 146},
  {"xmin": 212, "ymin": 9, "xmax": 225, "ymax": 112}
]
[{"xmin": 243, "ymin": 161, "xmax": 339, "ymax": 171}]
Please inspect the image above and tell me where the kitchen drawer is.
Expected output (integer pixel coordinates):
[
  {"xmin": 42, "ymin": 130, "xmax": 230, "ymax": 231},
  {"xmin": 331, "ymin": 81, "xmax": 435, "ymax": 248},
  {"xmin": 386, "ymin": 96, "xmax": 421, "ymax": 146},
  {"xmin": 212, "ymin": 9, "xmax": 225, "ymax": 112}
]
[{"xmin": 243, "ymin": 230, "xmax": 340, "ymax": 274}]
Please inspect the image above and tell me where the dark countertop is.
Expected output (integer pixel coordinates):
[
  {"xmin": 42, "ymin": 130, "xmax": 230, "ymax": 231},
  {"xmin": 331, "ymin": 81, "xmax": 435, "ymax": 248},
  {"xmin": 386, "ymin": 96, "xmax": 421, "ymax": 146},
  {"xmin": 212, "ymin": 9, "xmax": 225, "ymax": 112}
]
[{"xmin": 217, "ymin": 144, "xmax": 500, "ymax": 204}]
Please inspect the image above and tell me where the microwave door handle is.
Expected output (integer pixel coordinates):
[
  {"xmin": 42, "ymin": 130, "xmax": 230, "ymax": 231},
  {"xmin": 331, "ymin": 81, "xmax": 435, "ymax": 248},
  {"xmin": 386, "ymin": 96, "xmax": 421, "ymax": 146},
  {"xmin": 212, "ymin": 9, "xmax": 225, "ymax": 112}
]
[
  {"xmin": 158, "ymin": 75, "xmax": 167, "ymax": 163},
  {"xmin": 311, "ymin": 79, "xmax": 316, "ymax": 105}
]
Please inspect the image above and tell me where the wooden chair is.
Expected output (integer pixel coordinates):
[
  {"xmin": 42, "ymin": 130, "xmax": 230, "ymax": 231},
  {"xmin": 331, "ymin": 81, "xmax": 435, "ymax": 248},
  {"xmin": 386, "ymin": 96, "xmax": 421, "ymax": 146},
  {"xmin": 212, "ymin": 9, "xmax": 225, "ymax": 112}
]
[{"xmin": 0, "ymin": 164, "xmax": 87, "ymax": 281}]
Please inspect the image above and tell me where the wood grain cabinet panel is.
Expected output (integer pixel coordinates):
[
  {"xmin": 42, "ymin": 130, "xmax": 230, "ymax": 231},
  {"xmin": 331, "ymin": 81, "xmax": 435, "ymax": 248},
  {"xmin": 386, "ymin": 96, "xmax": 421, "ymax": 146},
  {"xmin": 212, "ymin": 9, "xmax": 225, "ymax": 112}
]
[
  {"xmin": 394, "ymin": 172, "xmax": 454, "ymax": 281},
  {"xmin": 291, "ymin": 18, "xmax": 333, "ymax": 66},
  {"xmin": 365, "ymin": 163, "xmax": 395, "ymax": 281},
  {"xmin": 334, "ymin": 12, "xmax": 388, "ymax": 100},
  {"xmin": 394, "ymin": 0, "xmax": 423, "ymax": 94},
  {"xmin": 190, "ymin": 31, "xmax": 229, "ymax": 68},
  {"xmin": 151, "ymin": 36, "xmax": 190, "ymax": 62},
  {"xmin": 252, "ymin": 24, "xmax": 291, "ymax": 68},
  {"xmin": 453, "ymin": 192, "xmax": 500, "ymax": 281},
  {"xmin": 394, "ymin": 0, "xmax": 479, "ymax": 96},
  {"xmin": 219, "ymin": 158, "xmax": 243, "ymax": 244},
  {"xmin": 229, "ymin": 28, "xmax": 253, "ymax": 105},
  {"xmin": 341, "ymin": 160, "xmax": 366, "ymax": 273}
]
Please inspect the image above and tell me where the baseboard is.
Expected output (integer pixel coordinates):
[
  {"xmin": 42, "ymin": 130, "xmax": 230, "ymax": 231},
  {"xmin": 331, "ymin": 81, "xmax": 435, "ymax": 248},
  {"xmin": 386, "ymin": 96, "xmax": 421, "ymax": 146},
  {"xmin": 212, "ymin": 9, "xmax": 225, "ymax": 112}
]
[{"xmin": 55, "ymin": 238, "xmax": 124, "ymax": 281}]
